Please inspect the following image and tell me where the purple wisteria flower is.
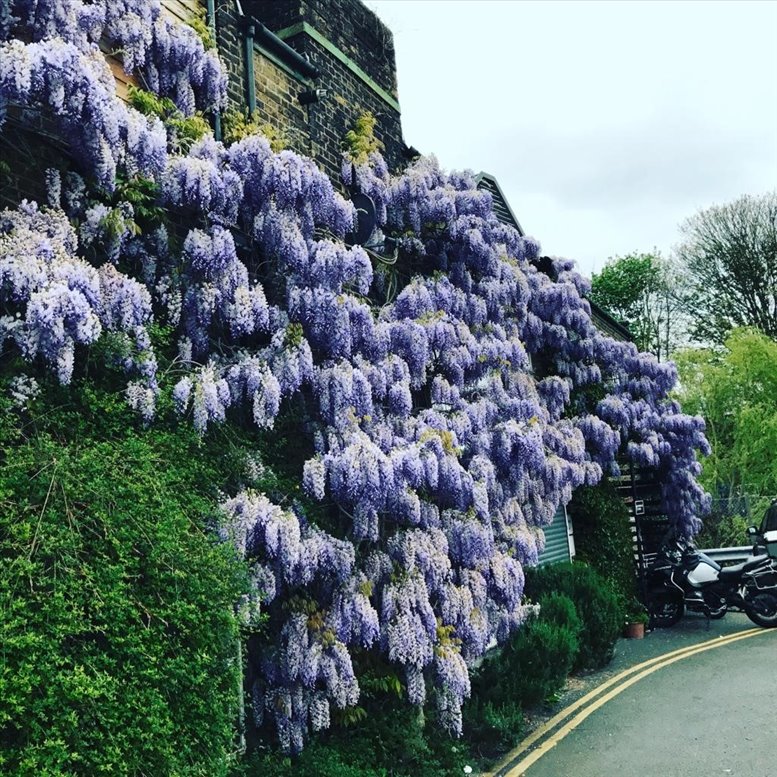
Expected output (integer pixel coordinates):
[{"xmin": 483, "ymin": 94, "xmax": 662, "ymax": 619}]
[{"xmin": 1, "ymin": 1, "xmax": 712, "ymax": 747}]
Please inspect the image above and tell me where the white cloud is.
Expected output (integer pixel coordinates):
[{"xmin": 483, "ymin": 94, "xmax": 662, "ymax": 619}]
[{"xmin": 367, "ymin": 0, "xmax": 777, "ymax": 276}]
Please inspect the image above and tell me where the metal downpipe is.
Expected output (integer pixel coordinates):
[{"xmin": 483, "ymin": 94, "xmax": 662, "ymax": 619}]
[{"xmin": 206, "ymin": 0, "xmax": 222, "ymax": 140}]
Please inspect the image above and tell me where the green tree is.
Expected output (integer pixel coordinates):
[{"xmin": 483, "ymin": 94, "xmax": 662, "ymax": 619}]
[
  {"xmin": 675, "ymin": 192, "xmax": 777, "ymax": 346},
  {"xmin": 674, "ymin": 328, "xmax": 777, "ymax": 545},
  {"xmin": 590, "ymin": 251, "xmax": 682, "ymax": 360}
]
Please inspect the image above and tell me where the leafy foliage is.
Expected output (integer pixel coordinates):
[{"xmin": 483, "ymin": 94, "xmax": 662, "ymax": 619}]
[
  {"xmin": 473, "ymin": 601, "xmax": 579, "ymax": 708},
  {"xmin": 569, "ymin": 479, "xmax": 637, "ymax": 604},
  {"xmin": 237, "ymin": 695, "xmax": 475, "ymax": 777},
  {"xmin": 128, "ymin": 85, "xmax": 210, "ymax": 153},
  {"xmin": 461, "ymin": 697, "xmax": 525, "ymax": 762},
  {"xmin": 462, "ymin": 592, "xmax": 579, "ymax": 762},
  {"xmin": 343, "ymin": 112, "xmax": 384, "ymax": 166},
  {"xmin": 590, "ymin": 251, "xmax": 684, "ymax": 360},
  {"xmin": 524, "ymin": 563, "xmax": 623, "ymax": 670},
  {"xmin": 591, "ymin": 252, "xmax": 659, "ymax": 325},
  {"xmin": 222, "ymin": 108, "xmax": 287, "ymax": 151},
  {"xmin": 188, "ymin": 5, "xmax": 217, "ymax": 51},
  {"xmin": 0, "ymin": 375, "xmax": 249, "ymax": 776},
  {"xmin": 675, "ymin": 328, "xmax": 777, "ymax": 545}
]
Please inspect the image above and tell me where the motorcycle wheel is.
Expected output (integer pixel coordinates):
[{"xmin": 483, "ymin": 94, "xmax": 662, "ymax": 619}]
[
  {"xmin": 745, "ymin": 592, "xmax": 777, "ymax": 628},
  {"xmin": 647, "ymin": 594, "xmax": 684, "ymax": 628}
]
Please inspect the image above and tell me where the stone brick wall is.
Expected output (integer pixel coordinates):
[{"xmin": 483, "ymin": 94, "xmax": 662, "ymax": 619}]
[
  {"xmin": 212, "ymin": 2, "xmax": 313, "ymax": 160},
  {"xmin": 252, "ymin": 53, "xmax": 312, "ymax": 158},
  {"xmin": 212, "ymin": 1, "xmax": 248, "ymax": 112},
  {"xmin": 250, "ymin": 0, "xmax": 399, "ymax": 102},
  {"xmin": 244, "ymin": 0, "xmax": 407, "ymax": 180}
]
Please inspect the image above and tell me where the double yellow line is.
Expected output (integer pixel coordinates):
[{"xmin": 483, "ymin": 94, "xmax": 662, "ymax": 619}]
[{"xmin": 485, "ymin": 626, "xmax": 775, "ymax": 777}]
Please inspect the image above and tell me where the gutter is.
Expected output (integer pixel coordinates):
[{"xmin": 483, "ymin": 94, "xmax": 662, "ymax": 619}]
[{"xmin": 251, "ymin": 19, "xmax": 319, "ymax": 80}]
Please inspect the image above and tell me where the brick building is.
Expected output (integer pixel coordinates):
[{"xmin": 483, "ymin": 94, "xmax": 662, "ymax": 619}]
[
  {"xmin": 214, "ymin": 0, "xmax": 410, "ymax": 180},
  {"xmin": 2, "ymin": 0, "xmax": 655, "ymax": 579}
]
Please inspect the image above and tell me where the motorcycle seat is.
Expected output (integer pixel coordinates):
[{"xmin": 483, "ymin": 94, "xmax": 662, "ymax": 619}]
[{"xmin": 718, "ymin": 555, "xmax": 770, "ymax": 580}]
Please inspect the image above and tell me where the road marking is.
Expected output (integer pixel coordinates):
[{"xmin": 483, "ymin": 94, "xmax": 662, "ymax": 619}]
[
  {"xmin": 488, "ymin": 628, "xmax": 762, "ymax": 775},
  {"xmin": 488, "ymin": 627, "xmax": 773, "ymax": 777}
]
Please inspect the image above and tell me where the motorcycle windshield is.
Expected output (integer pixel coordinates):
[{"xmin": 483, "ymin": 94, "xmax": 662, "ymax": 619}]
[{"xmin": 761, "ymin": 503, "xmax": 777, "ymax": 534}]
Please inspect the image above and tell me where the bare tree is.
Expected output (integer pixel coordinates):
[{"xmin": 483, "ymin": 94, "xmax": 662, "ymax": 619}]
[{"xmin": 676, "ymin": 192, "xmax": 777, "ymax": 345}]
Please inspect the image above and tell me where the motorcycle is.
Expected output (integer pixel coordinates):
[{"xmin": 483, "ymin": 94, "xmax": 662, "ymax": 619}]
[
  {"xmin": 748, "ymin": 498, "xmax": 777, "ymax": 557},
  {"xmin": 645, "ymin": 532, "xmax": 777, "ymax": 629}
]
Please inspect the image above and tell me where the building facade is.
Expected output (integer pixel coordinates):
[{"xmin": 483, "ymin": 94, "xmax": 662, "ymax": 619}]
[{"xmin": 214, "ymin": 0, "xmax": 410, "ymax": 180}]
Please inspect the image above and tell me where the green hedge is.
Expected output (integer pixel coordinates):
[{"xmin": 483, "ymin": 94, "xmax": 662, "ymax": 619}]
[
  {"xmin": 462, "ymin": 592, "xmax": 581, "ymax": 762},
  {"xmin": 0, "ymin": 363, "xmax": 627, "ymax": 776},
  {"xmin": 0, "ymin": 377, "xmax": 249, "ymax": 776},
  {"xmin": 568, "ymin": 480, "xmax": 636, "ymax": 603},
  {"xmin": 524, "ymin": 562, "xmax": 624, "ymax": 670}
]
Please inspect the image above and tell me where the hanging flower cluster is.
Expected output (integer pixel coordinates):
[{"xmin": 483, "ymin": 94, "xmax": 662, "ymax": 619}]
[
  {"xmin": 0, "ymin": 7, "xmax": 711, "ymax": 755},
  {"xmin": 0, "ymin": 38, "xmax": 167, "ymax": 191},
  {"xmin": 3, "ymin": 0, "xmax": 225, "ymax": 113},
  {"xmin": 0, "ymin": 200, "xmax": 157, "ymax": 408},
  {"xmin": 523, "ymin": 258, "xmax": 711, "ymax": 535},
  {"xmin": 0, "ymin": 0, "xmax": 225, "ymax": 191}
]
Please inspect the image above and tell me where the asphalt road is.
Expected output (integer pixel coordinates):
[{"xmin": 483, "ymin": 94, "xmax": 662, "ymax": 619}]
[{"xmin": 525, "ymin": 615, "xmax": 777, "ymax": 777}]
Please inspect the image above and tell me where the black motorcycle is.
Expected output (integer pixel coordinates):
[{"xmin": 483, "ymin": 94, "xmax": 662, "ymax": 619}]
[{"xmin": 645, "ymin": 533, "xmax": 777, "ymax": 629}]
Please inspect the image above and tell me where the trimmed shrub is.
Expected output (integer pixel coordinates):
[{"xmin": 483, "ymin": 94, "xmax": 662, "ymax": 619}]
[
  {"xmin": 0, "ymin": 378, "xmax": 249, "ymax": 776},
  {"xmin": 506, "ymin": 619, "xmax": 578, "ymax": 705},
  {"xmin": 461, "ymin": 697, "xmax": 524, "ymax": 762},
  {"xmin": 524, "ymin": 562, "xmax": 623, "ymax": 670},
  {"xmin": 474, "ymin": 605, "xmax": 579, "ymax": 709},
  {"xmin": 463, "ymin": 592, "xmax": 580, "ymax": 762},
  {"xmin": 538, "ymin": 591, "xmax": 583, "ymax": 636}
]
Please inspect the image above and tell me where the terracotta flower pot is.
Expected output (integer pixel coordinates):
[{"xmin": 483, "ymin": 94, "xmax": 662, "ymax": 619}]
[{"xmin": 624, "ymin": 622, "xmax": 645, "ymax": 639}]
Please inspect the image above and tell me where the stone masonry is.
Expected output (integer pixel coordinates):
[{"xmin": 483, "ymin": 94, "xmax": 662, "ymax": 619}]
[{"xmin": 242, "ymin": 0, "xmax": 408, "ymax": 180}]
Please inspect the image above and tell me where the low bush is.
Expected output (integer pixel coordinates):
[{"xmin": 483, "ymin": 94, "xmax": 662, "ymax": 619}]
[
  {"xmin": 462, "ymin": 592, "xmax": 580, "ymax": 763},
  {"xmin": 524, "ymin": 562, "xmax": 624, "ymax": 670},
  {"xmin": 236, "ymin": 701, "xmax": 475, "ymax": 777},
  {"xmin": 472, "ymin": 595, "xmax": 579, "ymax": 708},
  {"xmin": 461, "ymin": 697, "xmax": 524, "ymax": 762},
  {"xmin": 538, "ymin": 591, "xmax": 583, "ymax": 636}
]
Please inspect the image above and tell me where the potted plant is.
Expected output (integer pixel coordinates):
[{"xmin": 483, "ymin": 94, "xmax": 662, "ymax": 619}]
[{"xmin": 623, "ymin": 598, "xmax": 649, "ymax": 639}]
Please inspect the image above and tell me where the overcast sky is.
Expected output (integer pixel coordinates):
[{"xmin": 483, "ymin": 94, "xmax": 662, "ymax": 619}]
[{"xmin": 366, "ymin": 0, "xmax": 777, "ymax": 278}]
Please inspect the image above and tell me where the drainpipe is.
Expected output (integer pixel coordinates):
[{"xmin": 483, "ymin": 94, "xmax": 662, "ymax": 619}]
[
  {"xmin": 235, "ymin": 0, "xmax": 319, "ymax": 117},
  {"xmin": 234, "ymin": 1, "xmax": 256, "ymax": 115},
  {"xmin": 244, "ymin": 20, "xmax": 257, "ymax": 115},
  {"xmin": 206, "ymin": 0, "xmax": 222, "ymax": 141},
  {"xmin": 252, "ymin": 21, "xmax": 319, "ymax": 80}
]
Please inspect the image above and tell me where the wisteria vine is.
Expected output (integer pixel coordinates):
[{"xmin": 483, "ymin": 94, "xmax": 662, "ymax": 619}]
[{"xmin": 0, "ymin": 3, "xmax": 711, "ymax": 754}]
